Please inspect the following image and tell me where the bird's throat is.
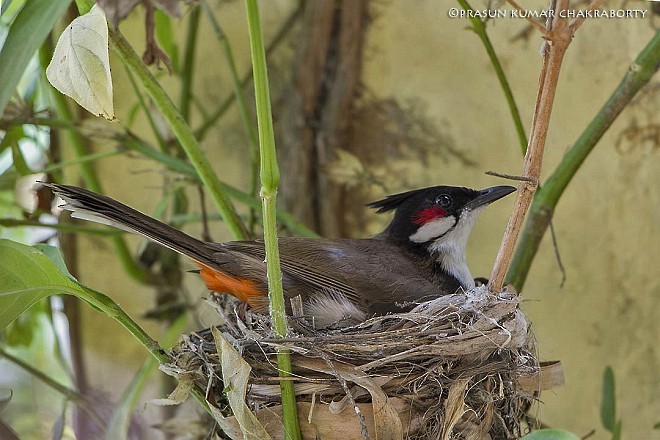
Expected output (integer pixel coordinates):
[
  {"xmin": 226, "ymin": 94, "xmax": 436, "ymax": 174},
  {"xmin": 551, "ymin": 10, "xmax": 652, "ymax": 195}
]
[
  {"xmin": 434, "ymin": 246, "xmax": 475, "ymax": 289},
  {"xmin": 427, "ymin": 209, "xmax": 482, "ymax": 289}
]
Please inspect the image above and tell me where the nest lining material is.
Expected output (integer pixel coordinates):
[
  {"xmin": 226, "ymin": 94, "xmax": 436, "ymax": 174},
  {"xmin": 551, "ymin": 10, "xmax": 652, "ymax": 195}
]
[{"xmin": 167, "ymin": 285, "xmax": 539, "ymax": 440}]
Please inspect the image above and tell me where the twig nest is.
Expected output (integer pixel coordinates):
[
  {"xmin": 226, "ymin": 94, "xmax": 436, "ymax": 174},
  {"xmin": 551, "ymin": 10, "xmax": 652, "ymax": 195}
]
[{"xmin": 168, "ymin": 286, "xmax": 539, "ymax": 439}]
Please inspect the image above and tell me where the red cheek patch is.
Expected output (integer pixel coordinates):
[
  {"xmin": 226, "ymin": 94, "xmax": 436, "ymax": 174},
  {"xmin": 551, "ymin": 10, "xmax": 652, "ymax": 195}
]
[{"xmin": 413, "ymin": 207, "xmax": 446, "ymax": 225}]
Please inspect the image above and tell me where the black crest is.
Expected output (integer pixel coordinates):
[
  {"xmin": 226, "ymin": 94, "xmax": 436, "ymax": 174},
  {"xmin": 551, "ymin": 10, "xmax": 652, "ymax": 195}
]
[{"xmin": 366, "ymin": 188, "xmax": 430, "ymax": 213}]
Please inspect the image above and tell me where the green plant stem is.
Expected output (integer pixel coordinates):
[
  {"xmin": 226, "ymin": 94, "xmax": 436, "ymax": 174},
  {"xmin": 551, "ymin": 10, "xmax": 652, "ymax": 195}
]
[
  {"xmin": 61, "ymin": 282, "xmax": 213, "ymax": 417},
  {"xmin": 1, "ymin": 113, "xmax": 316, "ymax": 236},
  {"xmin": 202, "ymin": 0, "xmax": 260, "ymax": 234},
  {"xmin": 0, "ymin": 345, "xmax": 106, "ymax": 430},
  {"xmin": 0, "ymin": 218, "xmax": 122, "ymax": 235},
  {"xmin": 41, "ymin": 149, "xmax": 121, "ymax": 174},
  {"xmin": 125, "ymin": 66, "xmax": 167, "ymax": 151},
  {"xmin": 106, "ymin": 22, "xmax": 249, "ymax": 240},
  {"xmin": 457, "ymin": 0, "xmax": 528, "ymax": 153},
  {"xmin": 180, "ymin": 4, "xmax": 200, "ymax": 123},
  {"xmin": 506, "ymin": 31, "xmax": 660, "ymax": 291},
  {"xmin": 121, "ymin": 133, "xmax": 319, "ymax": 237},
  {"xmin": 194, "ymin": 2, "xmax": 303, "ymax": 141},
  {"xmin": 245, "ymin": 1, "xmax": 301, "ymax": 439},
  {"xmin": 39, "ymin": 41, "xmax": 151, "ymax": 284}
]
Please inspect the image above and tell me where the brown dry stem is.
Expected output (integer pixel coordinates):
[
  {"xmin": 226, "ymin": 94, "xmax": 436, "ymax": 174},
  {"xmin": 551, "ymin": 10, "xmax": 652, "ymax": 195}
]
[{"xmin": 489, "ymin": 0, "xmax": 601, "ymax": 292}]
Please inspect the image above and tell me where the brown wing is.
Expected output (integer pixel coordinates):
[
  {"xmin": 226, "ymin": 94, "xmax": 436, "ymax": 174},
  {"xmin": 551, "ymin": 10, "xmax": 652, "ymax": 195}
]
[{"xmin": 209, "ymin": 237, "xmax": 446, "ymax": 313}]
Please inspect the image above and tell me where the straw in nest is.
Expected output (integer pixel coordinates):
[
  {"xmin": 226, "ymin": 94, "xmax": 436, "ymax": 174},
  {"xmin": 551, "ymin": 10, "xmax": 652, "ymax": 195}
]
[{"xmin": 165, "ymin": 285, "xmax": 545, "ymax": 439}]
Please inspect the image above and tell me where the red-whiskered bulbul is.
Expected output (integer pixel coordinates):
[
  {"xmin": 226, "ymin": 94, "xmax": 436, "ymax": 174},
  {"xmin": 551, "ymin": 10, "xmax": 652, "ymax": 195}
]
[{"xmin": 46, "ymin": 183, "xmax": 515, "ymax": 328}]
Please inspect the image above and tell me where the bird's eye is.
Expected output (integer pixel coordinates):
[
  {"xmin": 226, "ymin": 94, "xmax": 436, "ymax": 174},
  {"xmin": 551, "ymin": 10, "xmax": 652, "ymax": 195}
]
[{"xmin": 434, "ymin": 194, "xmax": 452, "ymax": 208}]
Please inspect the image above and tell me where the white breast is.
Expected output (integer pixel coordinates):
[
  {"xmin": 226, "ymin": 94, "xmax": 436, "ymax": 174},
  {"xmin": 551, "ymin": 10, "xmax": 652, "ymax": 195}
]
[
  {"xmin": 305, "ymin": 291, "xmax": 366, "ymax": 328},
  {"xmin": 427, "ymin": 208, "xmax": 484, "ymax": 289}
]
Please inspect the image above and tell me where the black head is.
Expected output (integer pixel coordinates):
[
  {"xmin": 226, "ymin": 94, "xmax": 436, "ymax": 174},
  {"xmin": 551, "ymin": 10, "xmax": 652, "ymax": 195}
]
[{"xmin": 368, "ymin": 185, "xmax": 516, "ymax": 246}]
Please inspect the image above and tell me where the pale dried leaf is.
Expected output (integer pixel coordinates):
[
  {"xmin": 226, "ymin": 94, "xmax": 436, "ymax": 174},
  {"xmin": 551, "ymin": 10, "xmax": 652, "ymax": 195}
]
[
  {"xmin": 441, "ymin": 378, "xmax": 469, "ymax": 440},
  {"xmin": 518, "ymin": 361, "xmax": 564, "ymax": 392},
  {"xmin": 208, "ymin": 405, "xmax": 249, "ymax": 440},
  {"xmin": 212, "ymin": 326, "xmax": 272, "ymax": 440},
  {"xmin": 149, "ymin": 376, "xmax": 193, "ymax": 406},
  {"xmin": 46, "ymin": 4, "xmax": 114, "ymax": 120}
]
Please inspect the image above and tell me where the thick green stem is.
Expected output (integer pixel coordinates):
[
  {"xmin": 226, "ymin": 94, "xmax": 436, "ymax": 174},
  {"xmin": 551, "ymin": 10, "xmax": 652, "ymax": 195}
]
[
  {"xmin": 245, "ymin": 1, "xmax": 301, "ymax": 439},
  {"xmin": 506, "ymin": 31, "xmax": 660, "ymax": 291},
  {"xmin": 457, "ymin": 0, "xmax": 528, "ymax": 153},
  {"xmin": 107, "ymin": 26, "xmax": 249, "ymax": 240}
]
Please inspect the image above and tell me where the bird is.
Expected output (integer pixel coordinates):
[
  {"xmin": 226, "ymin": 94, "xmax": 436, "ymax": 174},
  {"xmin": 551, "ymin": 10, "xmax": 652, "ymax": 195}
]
[{"xmin": 45, "ymin": 183, "xmax": 515, "ymax": 328}]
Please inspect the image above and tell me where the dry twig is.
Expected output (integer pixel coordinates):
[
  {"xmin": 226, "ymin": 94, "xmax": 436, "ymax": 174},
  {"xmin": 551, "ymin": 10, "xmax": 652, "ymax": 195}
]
[{"xmin": 489, "ymin": 0, "xmax": 601, "ymax": 291}]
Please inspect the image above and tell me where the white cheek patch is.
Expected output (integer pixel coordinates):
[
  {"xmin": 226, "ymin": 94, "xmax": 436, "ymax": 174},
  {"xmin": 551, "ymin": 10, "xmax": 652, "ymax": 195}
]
[{"xmin": 409, "ymin": 216, "xmax": 456, "ymax": 243}]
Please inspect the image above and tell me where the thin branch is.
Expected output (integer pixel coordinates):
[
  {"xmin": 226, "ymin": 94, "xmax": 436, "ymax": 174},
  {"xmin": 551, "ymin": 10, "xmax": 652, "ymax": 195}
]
[
  {"xmin": 180, "ymin": 3, "xmax": 200, "ymax": 123},
  {"xmin": 506, "ymin": 0, "xmax": 549, "ymax": 37},
  {"xmin": 0, "ymin": 218, "xmax": 122, "ymax": 235},
  {"xmin": 489, "ymin": 0, "xmax": 573, "ymax": 292},
  {"xmin": 124, "ymin": 66, "xmax": 168, "ymax": 151},
  {"xmin": 548, "ymin": 219, "xmax": 566, "ymax": 287},
  {"xmin": 569, "ymin": 0, "xmax": 605, "ymax": 33},
  {"xmin": 0, "ymin": 345, "xmax": 106, "ymax": 430},
  {"xmin": 194, "ymin": 2, "xmax": 304, "ymax": 141},
  {"xmin": 506, "ymin": 30, "xmax": 660, "ymax": 291},
  {"xmin": 202, "ymin": 0, "xmax": 260, "ymax": 235},
  {"xmin": 485, "ymin": 171, "xmax": 538, "ymax": 183}
]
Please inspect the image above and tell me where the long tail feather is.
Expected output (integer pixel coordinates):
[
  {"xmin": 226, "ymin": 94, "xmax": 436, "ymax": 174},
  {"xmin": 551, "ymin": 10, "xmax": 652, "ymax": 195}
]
[{"xmin": 45, "ymin": 183, "xmax": 218, "ymax": 267}]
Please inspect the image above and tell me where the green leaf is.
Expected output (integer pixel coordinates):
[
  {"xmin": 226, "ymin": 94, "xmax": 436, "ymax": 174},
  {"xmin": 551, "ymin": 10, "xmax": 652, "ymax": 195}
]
[
  {"xmin": 0, "ymin": 0, "xmax": 71, "ymax": 116},
  {"xmin": 46, "ymin": 4, "xmax": 114, "ymax": 120},
  {"xmin": 0, "ymin": 126, "xmax": 30, "ymax": 176},
  {"xmin": 0, "ymin": 126, "xmax": 24, "ymax": 156},
  {"xmin": 0, "ymin": 239, "xmax": 117, "ymax": 330},
  {"xmin": 521, "ymin": 429, "xmax": 581, "ymax": 440},
  {"xmin": 0, "ymin": 240, "xmax": 78, "ymax": 330},
  {"xmin": 155, "ymin": 9, "xmax": 178, "ymax": 73},
  {"xmin": 601, "ymin": 365, "xmax": 617, "ymax": 432},
  {"xmin": 10, "ymin": 143, "xmax": 31, "ymax": 175},
  {"xmin": 33, "ymin": 243, "xmax": 77, "ymax": 280}
]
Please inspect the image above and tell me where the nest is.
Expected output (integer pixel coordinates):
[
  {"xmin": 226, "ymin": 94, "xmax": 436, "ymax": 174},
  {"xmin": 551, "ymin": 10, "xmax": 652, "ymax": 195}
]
[{"xmin": 167, "ymin": 286, "xmax": 539, "ymax": 439}]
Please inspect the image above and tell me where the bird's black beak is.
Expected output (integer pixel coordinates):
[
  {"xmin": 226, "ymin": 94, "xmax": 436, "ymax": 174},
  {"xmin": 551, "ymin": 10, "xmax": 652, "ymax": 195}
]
[{"xmin": 464, "ymin": 185, "xmax": 516, "ymax": 211}]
